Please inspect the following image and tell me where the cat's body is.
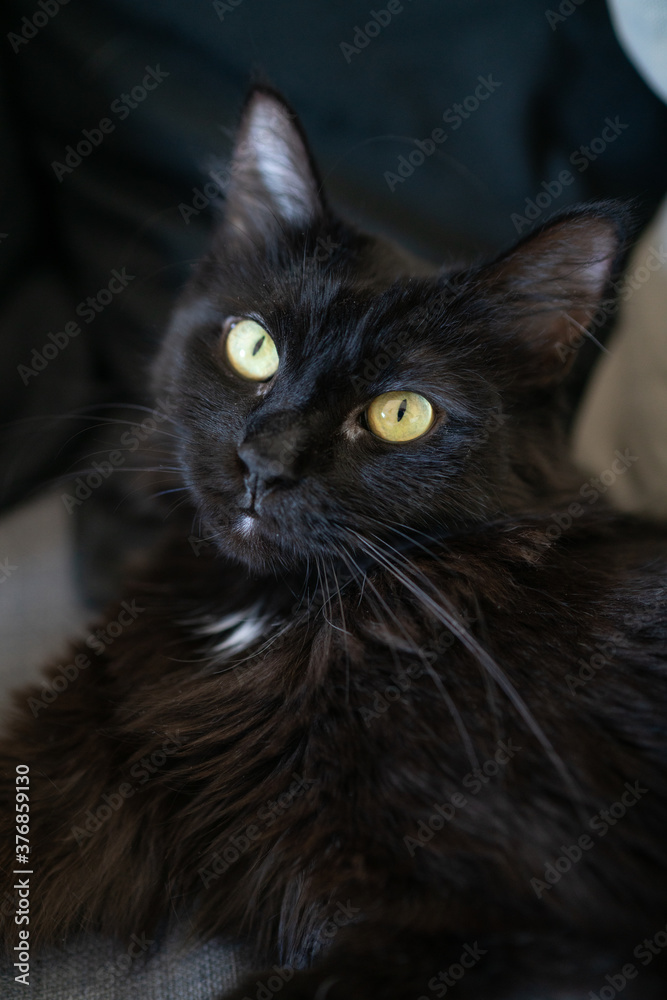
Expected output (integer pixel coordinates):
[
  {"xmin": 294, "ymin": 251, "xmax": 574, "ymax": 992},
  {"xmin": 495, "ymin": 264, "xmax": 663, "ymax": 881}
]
[{"xmin": 1, "ymin": 89, "xmax": 667, "ymax": 998}]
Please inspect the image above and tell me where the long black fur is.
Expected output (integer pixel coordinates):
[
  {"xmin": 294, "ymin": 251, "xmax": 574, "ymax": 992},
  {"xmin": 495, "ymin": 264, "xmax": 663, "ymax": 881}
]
[{"xmin": 0, "ymin": 87, "xmax": 666, "ymax": 999}]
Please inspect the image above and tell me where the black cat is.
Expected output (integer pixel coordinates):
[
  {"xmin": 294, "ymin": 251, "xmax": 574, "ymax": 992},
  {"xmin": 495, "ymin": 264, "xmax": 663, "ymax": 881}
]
[{"xmin": 1, "ymin": 87, "xmax": 667, "ymax": 999}]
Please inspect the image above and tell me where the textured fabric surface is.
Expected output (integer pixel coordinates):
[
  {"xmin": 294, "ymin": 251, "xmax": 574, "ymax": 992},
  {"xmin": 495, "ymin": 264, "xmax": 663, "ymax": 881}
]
[
  {"xmin": 572, "ymin": 2, "xmax": 667, "ymax": 515},
  {"xmin": 0, "ymin": 495, "xmax": 248, "ymax": 999},
  {"xmin": 0, "ymin": 928, "xmax": 248, "ymax": 999},
  {"xmin": 572, "ymin": 199, "xmax": 667, "ymax": 515}
]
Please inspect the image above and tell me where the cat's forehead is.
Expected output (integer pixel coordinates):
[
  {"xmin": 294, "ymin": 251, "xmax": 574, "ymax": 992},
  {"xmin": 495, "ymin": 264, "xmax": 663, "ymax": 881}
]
[
  {"xmin": 253, "ymin": 236, "xmax": 454, "ymax": 331},
  {"xmin": 212, "ymin": 220, "xmax": 445, "ymax": 314},
  {"xmin": 260, "ymin": 272, "xmax": 444, "ymax": 359}
]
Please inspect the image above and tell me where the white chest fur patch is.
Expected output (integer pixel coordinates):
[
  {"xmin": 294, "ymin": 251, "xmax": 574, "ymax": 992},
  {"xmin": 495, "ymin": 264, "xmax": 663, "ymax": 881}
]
[{"xmin": 196, "ymin": 604, "xmax": 271, "ymax": 657}]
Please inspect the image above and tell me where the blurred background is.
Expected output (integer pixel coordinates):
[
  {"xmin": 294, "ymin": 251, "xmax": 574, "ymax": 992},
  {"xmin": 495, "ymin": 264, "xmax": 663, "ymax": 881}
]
[
  {"xmin": 0, "ymin": 2, "xmax": 666, "ymax": 995},
  {"xmin": 1, "ymin": 0, "xmax": 666, "ymax": 673}
]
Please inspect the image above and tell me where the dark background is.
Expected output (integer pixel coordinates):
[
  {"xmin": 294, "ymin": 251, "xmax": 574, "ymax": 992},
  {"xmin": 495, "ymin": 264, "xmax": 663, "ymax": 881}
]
[{"xmin": 1, "ymin": 0, "xmax": 666, "ymax": 512}]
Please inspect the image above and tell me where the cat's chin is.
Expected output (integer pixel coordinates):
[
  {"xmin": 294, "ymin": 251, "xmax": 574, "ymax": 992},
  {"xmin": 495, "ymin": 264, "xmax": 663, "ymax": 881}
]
[
  {"xmin": 209, "ymin": 510, "xmax": 312, "ymax": 575},
  {"xmin": 236, "ymin": 513, "xmax": 260, "ymax": 539}
]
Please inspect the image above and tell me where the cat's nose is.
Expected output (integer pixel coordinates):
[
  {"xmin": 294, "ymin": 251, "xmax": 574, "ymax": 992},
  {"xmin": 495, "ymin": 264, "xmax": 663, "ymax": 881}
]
[{"xmin": 237, "ymin": 431, "xmax": 302, "ymax": 486}]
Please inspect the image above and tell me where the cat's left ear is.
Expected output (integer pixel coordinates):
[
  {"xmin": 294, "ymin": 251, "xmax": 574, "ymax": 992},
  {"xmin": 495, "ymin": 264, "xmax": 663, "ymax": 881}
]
[
  {"xmin": 484, "ymin": 205, "xmax": 628, "ymax": 386},
  {"xmin": 221, "ymin": 87, "xmax": 325, "ymax": 243}
]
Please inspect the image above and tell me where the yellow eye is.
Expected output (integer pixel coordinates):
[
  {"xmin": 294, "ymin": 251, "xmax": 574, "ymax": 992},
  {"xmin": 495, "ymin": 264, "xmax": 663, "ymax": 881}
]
[
  {"xmin": 367, "ymin": 391, "xmax": 434, "ymax": 442},
  {"xmin": 225, "ymin": 319, "xmax": 279, "ymax": 381}
]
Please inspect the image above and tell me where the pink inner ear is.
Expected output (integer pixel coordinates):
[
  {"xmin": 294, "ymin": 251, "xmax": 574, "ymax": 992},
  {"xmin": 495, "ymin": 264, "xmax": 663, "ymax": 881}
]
[
  {"xmin": 488, "ymin": 213, "xmax": 622, "ymax": 386},
  {"xmin": 223, "ymin": 89, "xmax": 324, "ymax": 240},
  {"xmin": 542, "ymin": 218, "xmax": 617, "ymax": 292},
  {"xmin": 242, "ymin": 97, "xmax": 319, "ymax": 224},
  {"xmin": 543, "ymin": 221, "xmax": 618, "ymax": 347},
  {"xmin": 578, "ymin": 248, "xmax": 616, "ymax": 299}
]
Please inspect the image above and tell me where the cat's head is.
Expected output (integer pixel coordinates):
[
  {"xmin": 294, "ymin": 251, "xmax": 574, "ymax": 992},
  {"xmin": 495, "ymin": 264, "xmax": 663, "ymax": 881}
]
[{"xmin": 156, "ymin": 87, "xmax": 627, "ymax": 573}]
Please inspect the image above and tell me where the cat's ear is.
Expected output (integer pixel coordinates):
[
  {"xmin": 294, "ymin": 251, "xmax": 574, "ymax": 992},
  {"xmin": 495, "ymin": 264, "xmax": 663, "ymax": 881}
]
[
  {"xmin": 222, "ymin": 87, "xmax": 325, "ymax": 243},
  {"xmin": 484, "ymin": 206, "xmax": 627, "ymax": 387}
]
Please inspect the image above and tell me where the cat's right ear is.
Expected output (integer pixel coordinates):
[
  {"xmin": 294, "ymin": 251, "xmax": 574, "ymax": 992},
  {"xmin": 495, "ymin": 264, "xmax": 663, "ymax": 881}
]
[
  {"xmin": 220, "ymin": 87, "xmax": 325, "ymax": 246},
  {"xmin": 481, "ymin": 204, "xmax": 629, "ymax": 387}
]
